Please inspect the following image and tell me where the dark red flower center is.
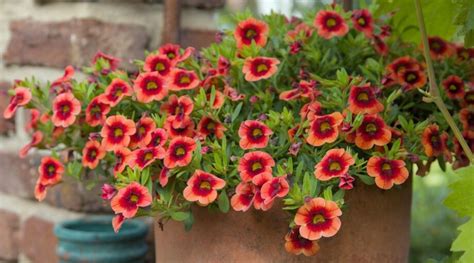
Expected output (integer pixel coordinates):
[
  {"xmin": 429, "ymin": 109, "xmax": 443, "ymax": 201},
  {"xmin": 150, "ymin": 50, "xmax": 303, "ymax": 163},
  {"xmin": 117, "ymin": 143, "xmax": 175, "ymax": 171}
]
[
  {"xmin": 430, "ymin": 133, "xmax": 441, "ymax": 149},
  {"xmin": 44, "ymin": 163, "xmax": 57, "ymax": 178},
  {"xmin": 86, "ymin": 148, "xmax": 98, "ymax": 161}
]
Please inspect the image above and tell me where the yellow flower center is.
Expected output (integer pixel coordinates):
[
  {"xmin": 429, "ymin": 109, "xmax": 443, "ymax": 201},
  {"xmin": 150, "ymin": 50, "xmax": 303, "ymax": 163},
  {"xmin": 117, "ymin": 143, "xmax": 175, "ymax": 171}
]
[
  {"xmin": 47, "ymin": 165, "xmax": 55, "ymax": 173},
  {"xmin": 449, "ymin": 84, "xmax": 458, "ymax": 91},
  {"xmin": 256, "ymin": 63, "xmax": 268, "ymax": 73},
  {"xmin": 357, "ymin": 92, "xmax": 369, "ymax": 102},
  {"xmin": 406, "ymin": 73, "xmax": 417, "ymax": 82},
  {"xmin": 138, "ymin": 126, "xmax": 146, "ymax": 135},
  {"xmin": 62, "ymin": 105, "xmax": 70, "ymax": 113},
  {"xmin": 365, "ymin": 123, "xmax": 377, "ymax": 133},
  {"xmin": 312, "ymin": 214, "xmax": 326, "ymax": 224},
  {"xmin": 130, "ymin": 194, "xmax": 139, "ymax": 203},
  {"xmin": 251, "ymin": 161, "xmax": 262, "ymax": 171},
  {"xmin": 329, "ymin": 161, "xmax": 341, "ymax": 171},
  {"xmin": 144, "ymin": 152, "xmax": 154, "ymax": 161},
  {"xmin": 200, "ymin": 181, "xmax": 211, "ymax": 190},
  {"xmin": 245, "ymin": 29, "xmax": 257, "ymax": 39},
  {"xmin": 156, "ymin": 62, "xmax": 165, "ymax": 71},
  {"xmin": 206, "ymin": 122, "xmax": 216, "ymax": 131},
  {"xmin": 175, "ymin": 147, "xmax": 186, "ymax": 156},
  {"xmin": 146, "ymin": 81, "xmax": 158, "ymax": 90},
  {"xmin": 326, "ymin": 18, "xmax": 337, "ymax": 27},
  {"xmin": 320, "ymin": 121, "xmax": 331, "ymax": 132},
  {"xmin": 114, "ymin": 128, "xmax": 123, "ymax": 137},
  {"xmin": 180, "ymin": 75, "xmax": 191, "ymax": 84},
  {"xmin": 252, "ymin": 128, "xmax": 263, "ymax": 138},
  {"xmin": 382, "ymin": 163, "xmax": 392, "ymax": 171},
  {"xmin": 357, "ymin": 18, "xmax": 366, "ymax": 26},
  {"xmin": 90, "ymin": 150, "xmax": 97, "ymax": 158},
  {"xmin": 167, "ymin": 52, "xmax": 176, "ymax": 59}
]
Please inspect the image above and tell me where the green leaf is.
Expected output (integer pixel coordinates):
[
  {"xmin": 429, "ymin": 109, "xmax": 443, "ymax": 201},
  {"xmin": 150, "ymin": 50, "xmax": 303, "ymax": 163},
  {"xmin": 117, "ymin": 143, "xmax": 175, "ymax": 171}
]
[
  {"xmin": 444, "ymin": 166, "xmax": 474, "ymax": 217},
  {"xmin": 217, "ymin": 191, "xmax": 230, "ymax": 213},
  {"xmin": 231, "ymin": 102, "xmax": 243, "ymax": 122},
  {"xmin": 171, "ymin": 211, "xmax": 190, "ymax": 221},
  {"xmin": 451, "ymin": 218, "xmax": 474, "ymax": 263},
  {"xmin": 183, "ymin": 212, "xmax": 194, "ymax": 232}
]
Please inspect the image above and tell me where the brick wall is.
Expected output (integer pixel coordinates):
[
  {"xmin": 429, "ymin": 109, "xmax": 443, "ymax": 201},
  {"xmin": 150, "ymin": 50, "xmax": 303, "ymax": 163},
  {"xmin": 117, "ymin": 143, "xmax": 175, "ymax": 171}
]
[{"xmin": 0, "ymin": 0, "xmax": 220, "ymax": 262}]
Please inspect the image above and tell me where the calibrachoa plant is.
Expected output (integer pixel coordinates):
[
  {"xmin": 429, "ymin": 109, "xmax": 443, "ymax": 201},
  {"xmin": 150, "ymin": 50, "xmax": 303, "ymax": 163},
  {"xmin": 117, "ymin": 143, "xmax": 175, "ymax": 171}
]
[{"xmin": 3, "ymin": 4, "xmax": 474, "ymax": 257}]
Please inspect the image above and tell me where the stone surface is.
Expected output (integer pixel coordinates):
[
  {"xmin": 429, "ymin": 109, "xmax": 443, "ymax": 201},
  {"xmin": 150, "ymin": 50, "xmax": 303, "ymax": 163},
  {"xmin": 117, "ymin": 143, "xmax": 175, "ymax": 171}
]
[
  {"xmin": 182, "ymin": 0, "xmax": 225, "ymax": 9},
  {"xmin": 3, "ymin": 18, "xmax": 150, "ymax": 71},
  {"xmin": 180, "ymin": 29, "xmax": 218, "ymax": 50},
  {"xmin": 155, "ymin": 178, "xmax": 412, "ymax": 263},
  {"xmin": 0, "ymin": 81, "xmax": 15, "ymax": 135},
  {"xmin": 21, "ymin": 216, "xmax": 58, "ymax": 263},
  {"xmin": 0, "ymin": 209, "xmax": 20, "ymax": 261}
]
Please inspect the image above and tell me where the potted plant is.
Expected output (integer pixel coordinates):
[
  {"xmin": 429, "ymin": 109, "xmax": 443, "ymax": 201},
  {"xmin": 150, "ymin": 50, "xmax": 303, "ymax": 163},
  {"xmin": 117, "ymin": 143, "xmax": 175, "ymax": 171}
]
[{"xmin": 3, "ymin": 2, "xmax": 473, "ymax": 262}]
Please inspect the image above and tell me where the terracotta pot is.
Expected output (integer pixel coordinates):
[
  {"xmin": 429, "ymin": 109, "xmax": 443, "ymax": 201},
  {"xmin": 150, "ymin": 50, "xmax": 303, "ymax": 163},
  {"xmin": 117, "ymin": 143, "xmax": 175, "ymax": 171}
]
[{"xmin": 155, "ymin": 177, "xmax": 412, "ymax": 263}]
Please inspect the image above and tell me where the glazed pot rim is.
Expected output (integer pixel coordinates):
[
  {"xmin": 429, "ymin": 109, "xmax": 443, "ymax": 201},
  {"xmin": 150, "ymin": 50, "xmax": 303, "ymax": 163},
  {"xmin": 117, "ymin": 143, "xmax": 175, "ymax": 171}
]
[{"xmin": 54, "ymin": 216, "xmax": 148, "ymax": 242}]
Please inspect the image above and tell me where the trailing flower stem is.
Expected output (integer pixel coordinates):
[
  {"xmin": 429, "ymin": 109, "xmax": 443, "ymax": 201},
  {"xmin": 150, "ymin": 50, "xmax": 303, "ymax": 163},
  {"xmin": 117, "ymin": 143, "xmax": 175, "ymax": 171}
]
[{"xmin": 414, "ymin": 0, "xmax": 474, "ymax": 164}]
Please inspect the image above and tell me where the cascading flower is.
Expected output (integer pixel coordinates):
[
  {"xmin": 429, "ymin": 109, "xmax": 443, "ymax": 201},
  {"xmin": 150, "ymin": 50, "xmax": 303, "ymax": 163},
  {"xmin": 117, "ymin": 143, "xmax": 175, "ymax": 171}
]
[
  {"xmin": 217, "ymin": 56, "xmax": 231, "ymax": 75},
  {"xmin": 300, "ymin": 101, "xmax": 322, "ymax": 120},
  {"xmin": 101, "ymin": 115, "xmax": 136, "ymax": 151},
  {"xmin": 197, "ymin": 116, "xmax": 226, "ymax": 139},
  {"xmin": 159, "ymin": 44, "xmax": 194, "ymax": 63},
  {"xmin": 26, "ymin": 109, "xmax": 40, "ymax": 132},
  {"xmin": 160, "ymin": 94, "xmax": 194, "ymax": 122},
  {"xmin": 85, "ymin": 96, "xmax": 111, "ymax": 127},
  {"xmin": 168, "ymin": 69, "xmax": 200, "ymax": 91},
  {"xmin": 3, "ymin": 87, "xmax": 32, "ymax": 119},
  {"xmin": 133, "ymin": 72, "xmax": 168, "ymax": 103},
  {"xmin": 111, "ymin": 182, "xmax": 152, "ymax": 218},
  {"xmin": 19, "ymin": 131, "xmax": 43, "ymax": 158},
  {"xmin": 242, "ymin": 57, "xmax": 280, "ymax": 82},
  {"xmin": 34, "ymin": 178, "xmax": 48, "ymax": 202},
  {"xmin": 38, "ymin": 156, "xmax": 64, "ymax": 186},
  {"xmin": 231, "ymin": 182, "xmax": 256, "ymax": 212},
  {"xmin": 82, "ymin": 140, "xmax": 106, "ymax": 169},
  {"xmin": 52, "ymin": 92, "xmax": 81, "ymax": 127},
  {"xmin": 428, "ymin": 36, "xmax": 452, "ymax": 59},
  {"xmin": 351, "ymin": 9, "xmax": 373, "ymax": 37},
  {"xmin": 163, "ymin": 116, "xmax": 195, "ymax": 138},
  {"xmin": 442, "ymin": 75, "xmax": 465, "ymax": 100},
  {"xmin": 129, "ymin": 117, "xmax": 156, "ymax": 149},
  {"xmin": 113, "ymin": 147, "xmax": 132, "ymax": 175},
  {"xmin": 306, "ymin": 112, "xmax": 343, "ymax": 147},
  {"xmin": 294, "ymin": 197, "xmax": 342, "ymax": 240},
  {"xmin": 50, "ymin": 65, "xmax": 74, "ymax": 94},
  {"xmin": 251, "ymin": 173, "xmax": 274, "ymax": 211},
  {"xmin": 355, "ymin": 114, "xmax": 392, "ymax": 150},
  {"xmin": 148, "ymin": 128, "xmax": 168, "ymax": 148},
  {"xmin": 143, "ymin": 53, "xmax": 176, "ymax": 76},
  {"xmin": 92, "ymin": 51, "xmax": 120, "ymax": 71},
  {"xmin": 348, "ymin": 84, "xmax": 384, "ymax": 114},
  {"xmin": 367, "ymin": 156, "xmax": 409, "ymax": 190},
  {"xmin": 112, "ymin": 214, "xmax": 125, "ymax": 233},
  {"xmin": 397, "ymin": 69, "xmax": 427, "ymax": 91},
  {"xmin": 314, "ymin": 148, "xmax": 355, "ymax": 181},
  {"xmin": 98, "ymin": 78, "xmax": 133, "ymax": 106},
  {"xmin": 238, "ymin": 151, "xmax": 275, "ymax": 183},
  {"xmin": 158, "ymin": 167, "xmax": 170, "ymax": 187},
  {"xmin": 313, "ymin": 10, "xmax": 348, "ymax": 39},
  {"xmin": 280, "ymin": 80, "xmax": 319, "ymax": 101},
  {"xmin": 421, "ymin": 124, "xmax": 451, "ymax": 160},
  {"xmin": 260, "ymin": 175, "xmax": 290, "ymax": 204},
  {"xmin": 285, "ymin": 226, "xmax": 320, "ymax": 256},
  {"xmin": 101, "ymin": 184, "xmax": 117, "ymax": 200},
  {"xmin": 164, "ymin": 136, "xmax": 197, "ymax": 168},
  {"xmin": 238, "ymin": 120, "xmax": 273, "ymax": 149},
  {"xmin": 372, "ymin": 35, "xmax": 389, "ymax": 56},
  {"xmin": 234, "ymin": 18, "xmax": 269, "ymax": 49},
  {"xmin": 460, "ymin": 108, "xmax": 474, "ymax": 135},
  {"xmin": 183, "ymin": 169, "xmax": 226, "ymax": 206},
  {"xmin": 129, "ymin": 147, "xmax": 165, "ymax": 169}
]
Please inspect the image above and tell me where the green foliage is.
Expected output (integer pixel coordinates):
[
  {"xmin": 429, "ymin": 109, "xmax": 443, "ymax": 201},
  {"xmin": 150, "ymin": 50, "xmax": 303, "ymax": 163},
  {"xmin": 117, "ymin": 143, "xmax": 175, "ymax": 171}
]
[
  {"xmin": 453, "ymin": 0, "xmax": 474, "ymax": 46},
  {"xmin": 444, "ymin": 165, "xmax": 474, "ymax": 263}
]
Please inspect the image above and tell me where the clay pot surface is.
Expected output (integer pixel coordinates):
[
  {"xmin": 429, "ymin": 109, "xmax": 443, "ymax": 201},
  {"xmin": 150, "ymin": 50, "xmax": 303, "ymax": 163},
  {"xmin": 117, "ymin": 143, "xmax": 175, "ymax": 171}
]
[{"xmin": 155, "ymin": 178, "xmax": 412, "ymax": 263}]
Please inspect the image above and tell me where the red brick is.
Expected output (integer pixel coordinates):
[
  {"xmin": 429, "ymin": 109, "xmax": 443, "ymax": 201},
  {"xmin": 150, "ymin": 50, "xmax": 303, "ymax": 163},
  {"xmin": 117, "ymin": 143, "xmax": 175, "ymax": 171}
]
[
  {"xmin": 21, "ymin": 216, "xmax": 58, "ymax": 263},
  {"xmin": 0, "ymin": 81, "xmax": 15, "ymax": 135},
  {"xmin": 0, "ymin": 209, "xmax": 20, "ymax": 261},
  {"xmin": 3, "ymin": 19, "xmax": 150, "ymax": 71}
]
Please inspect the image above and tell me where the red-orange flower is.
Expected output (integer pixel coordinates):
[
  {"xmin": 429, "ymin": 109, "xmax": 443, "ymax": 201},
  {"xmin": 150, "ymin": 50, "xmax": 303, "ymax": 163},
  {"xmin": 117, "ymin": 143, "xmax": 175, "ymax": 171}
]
[
  {"xmin": 99, "ymin": 78, "xmax": 133, "ymax": 106},
  {"xmin": 143, "ymin": 53, "xmax": 176, "ymax": 76},
  {"xmin": 197, "ymin": 116, "xmax": 226, "ymax": 139},
  {"xmin": 421, "ymin": 124, "xmax": 450, "ymax": 159},
  {"xmin": 3, "ymin": 87, "xmax": 32, "ymax": 119},
  {"xmin": 285, "ymin": 226, "xmax": 320, "ymax": 256},
  {"xmin": 206, "ymin": 90, "xmax": 226, "ymax": 109},
  {"xmin": 464, "ymin": 90, "xmax": 474, "ymax": 107},
  {"xmin": 367, "ymin": 156, "xmax": 409, "ymax": 190},
  {"xmin": 158, "ymin": 167, "xmax": 170, "ymax": 187},
  {"xmin": 234, "ymin": 18, "xmax": 269, "ymax": 49},
  {"xmin": 428, "ymin": 36, "xmax": 452, "ymax": 60},
  {"xmin": 386, "ymin": 56, "xmax": 421, "ymax": 77},
  {"xmin": 372, "ymin": 35, "xmax": 389, "ymax": 56},
  {"xmin": 168, "ymin": 69, "xmax": 200, "ymax": 91},
  {"xmin": 252, "ymin": 173, "xmax": 274, "ymax": 211},
  {"xmin": 306, "ymin": 112, "xmax": 343, "ymax": 147},
  {"xmin": 238, "ymin": 151, "xmax": 275, "ymax": 183},
  {"xmin": 242, "ymin": 57, "xmax": 280, "ymax": 82},
  {"xmin": 133, "ymin": 72, "xmax": 168, "ymax": 103},
  {"xmin": 456, "ymin": 45, "xmax": 474, "ymax": 61},
  {"xmin": 260, "ymin": 175, "xmax": 289, "ymax": 204},
  {"xmin": 160, "ymin": 94, "xmax": 194, "ymax": 121},
  {"xmin": 111, "ymin": 182, "xmax": 152, "ymax": 218},
  {"xmin": 129, "ymin": 117, "xmax": 156, "ymax": 149},
  {"xmin": 101, "ymin": 115, "xmax": 136, "ymax": 151},
  {"xmin": 351, "ymin": 9, "xmax": 373, "ymax": 37},
  {"xmin": 300, "ymin": 101, "xmax": 322, "ymax": 120},
  {"xmin": 313, "ymin": 10, "xmax": 348, "ymax": 39},
  {"xmin": 85, "ymin": 96, "xmax": 111, "ymax": 127},
  {"xmin": 50, "ymin": 65, "xmax": 74, "ymax": 94},
  {"xmin": 129, "ymin": 147, "xmax": 165, "ymax": 169},
  {"xmin": 238, "ymin": 120, "xmax": 273, "ymax": 149},
  {"xmin": 314, "ymin": 148, "xmax": 355, "ymax": 181},
  {"xmin": 112, "ymin": 214, "xmax": 125, "ymax": 233},
  {"xmin": 183, "ymin": 169, "xmax": 225, "ymax": 206},
  {"xmin": 148, "ymin": 128, "xmax": 168, "ymax": 148},
  {"xmin": 348, "ymin": 84, "xmax": 384, "ymax": 114},
  {"xmin": 163, "ymin": 116, "xmax": 195, "ymax": 138},
  {"xmin": 113, "ymin": 147, "xmax": 132, "ymax": 175},
  {"xmin": 460, "ymin": 108, "xmax": 474, "ymax": 136},
  {"xmin": 164, "ymin": 136, "xmax": 197, "ymax": 168},
  {"xmin": 355, "ymin": 114, "xmax": 392, "ymax": 149},
  {"xmin": 19, "ymin": 131, "xmax": 43, "ymax": 158},
  {"xmin": 231, "ymin": 182, "xmax": 256, "ymax": 212},
  {"xmin": 294, "ymin": 197, "xmax": 342, "ymax": 240},
  {"xmin": 159, "ymin": 44, "xmax": 194, "ymax": 63},
  {"xmin": 442, "ymin": 75, "xmax": 465, "ymax": 100},
  {"xmin": 398, "ymin": 69, "xmax": 427, "ymax": 91},
  {"xmin": 34, "ymin": 178, "xmax": 48, "ymax": 202},
  {"xmin": 82, "ymin": 140, "xmax": 106, "ymax": 169},
  {"xmin": 52, "ymin": 92, "xmax": 81, "ymax": 127},
  {"xmin": 280, "ymin": 80, "xmax": 319, "ymax": 101},
  {"xmin": 38, "ymin": 156, "xmax": 64, "ymax": 186},
  {"xmin": 26, "ymin": 109, "xmax": 40, "ymax": 132},
  {"xmin": 92, "ymin": 51, "xmax": 120, "ymax": 71}
]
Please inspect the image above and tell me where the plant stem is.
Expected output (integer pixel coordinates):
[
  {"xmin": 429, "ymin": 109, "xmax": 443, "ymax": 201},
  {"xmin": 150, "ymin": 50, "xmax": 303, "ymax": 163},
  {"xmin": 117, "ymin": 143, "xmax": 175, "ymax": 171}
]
[{"xmin": 414, "ymin": 0, "xmax": 474, "ymax": 164}]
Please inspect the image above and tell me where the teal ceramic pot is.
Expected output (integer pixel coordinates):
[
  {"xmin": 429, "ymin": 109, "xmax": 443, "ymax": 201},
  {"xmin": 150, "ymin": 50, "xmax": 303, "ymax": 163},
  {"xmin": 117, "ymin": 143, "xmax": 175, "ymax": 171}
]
[{"xmin": 54, "ymin": 216, "xmax": 148, "ymax": 263}]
